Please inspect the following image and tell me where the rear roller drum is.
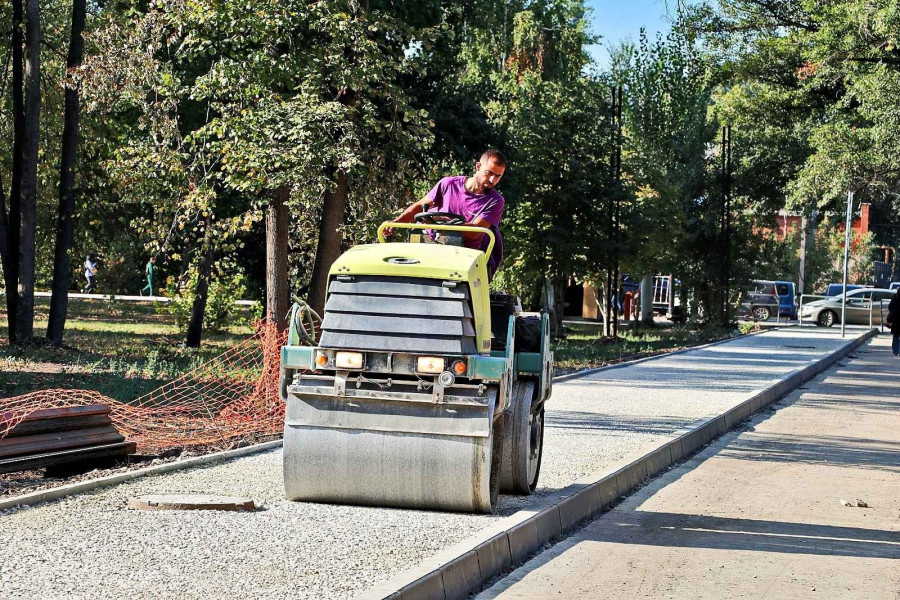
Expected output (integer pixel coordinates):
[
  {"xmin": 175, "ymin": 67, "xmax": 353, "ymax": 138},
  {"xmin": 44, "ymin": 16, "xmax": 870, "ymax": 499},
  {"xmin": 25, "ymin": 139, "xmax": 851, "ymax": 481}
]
[{"xmin": 500, "ymin": 380, "xmax": 544, "ymax": 494}]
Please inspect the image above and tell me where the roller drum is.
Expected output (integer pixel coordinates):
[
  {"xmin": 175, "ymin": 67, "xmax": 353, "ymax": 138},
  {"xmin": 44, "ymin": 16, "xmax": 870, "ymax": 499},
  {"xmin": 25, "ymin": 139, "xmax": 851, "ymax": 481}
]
[
  {"xmin": 284, "ymin": 425, "xmax": 495, "ymax": 512},
  {"xmin": 283, "ymin": 381, "xmax": 501, "ymax": 513}
]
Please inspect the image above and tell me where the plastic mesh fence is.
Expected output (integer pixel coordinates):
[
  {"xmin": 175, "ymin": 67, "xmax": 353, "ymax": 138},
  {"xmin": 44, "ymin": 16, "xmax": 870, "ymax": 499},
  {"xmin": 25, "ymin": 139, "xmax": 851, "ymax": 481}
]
[{"xmin": 0, "ymin": 321, "xmax": 287, "ymax": 453}]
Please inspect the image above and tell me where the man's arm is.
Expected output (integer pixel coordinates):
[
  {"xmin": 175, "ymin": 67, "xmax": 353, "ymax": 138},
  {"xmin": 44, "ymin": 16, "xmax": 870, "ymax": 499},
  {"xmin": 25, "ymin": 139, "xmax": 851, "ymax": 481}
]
[
  {"xmin": 393, "ymin": 197, "xmax": 432, "ymax": 224},
  {"xmin": 460, "ymin": 216, "xmax": 492, "ymax": 242},
  {"xmin": 394, "ymin": 198, "xmax": 489, "ymax": 242}
]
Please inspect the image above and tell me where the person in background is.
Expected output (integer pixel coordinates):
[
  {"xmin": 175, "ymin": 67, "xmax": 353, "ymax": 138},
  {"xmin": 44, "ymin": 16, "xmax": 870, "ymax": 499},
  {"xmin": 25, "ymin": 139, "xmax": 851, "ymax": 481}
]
[
  {"xmin": 887, "ymin": 291, "xmax": 900, "ymax": 355},
  {"xmin": 141, "ymin": 256, "xmax": 156, "ymax": 296},
  {"xmin": 81, "ymin": 254, "xmax": 97, "ymax": 294}
]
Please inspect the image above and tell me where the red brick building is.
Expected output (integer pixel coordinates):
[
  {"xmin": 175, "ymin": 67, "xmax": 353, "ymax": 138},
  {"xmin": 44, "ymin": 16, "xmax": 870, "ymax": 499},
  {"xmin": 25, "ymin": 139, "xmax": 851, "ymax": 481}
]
[{"xmin": 771, "ymin": 203, "xmax": 870, "ymax": 238}]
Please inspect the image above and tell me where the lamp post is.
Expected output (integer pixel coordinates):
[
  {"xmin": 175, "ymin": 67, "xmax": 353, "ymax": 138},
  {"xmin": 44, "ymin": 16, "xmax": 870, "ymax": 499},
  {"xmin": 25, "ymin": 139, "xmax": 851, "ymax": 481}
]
[{"xmin": 840, "ymin": 191, "xmax": 854, "ymax": 339}]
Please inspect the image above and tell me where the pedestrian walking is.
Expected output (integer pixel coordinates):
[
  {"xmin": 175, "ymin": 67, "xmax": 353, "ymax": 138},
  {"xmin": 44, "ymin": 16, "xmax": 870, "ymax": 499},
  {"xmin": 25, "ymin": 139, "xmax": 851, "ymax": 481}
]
[
  {"xmin": 140, "ymin": 256, "xmax": 156, "ymax": 296},
  {"xmin": 887, "ymin": 292, "xmax": 900, "ymax": 355},
  {"xmin": 81, "ymin": 255, "xmax": 97, "ymax": 294}
]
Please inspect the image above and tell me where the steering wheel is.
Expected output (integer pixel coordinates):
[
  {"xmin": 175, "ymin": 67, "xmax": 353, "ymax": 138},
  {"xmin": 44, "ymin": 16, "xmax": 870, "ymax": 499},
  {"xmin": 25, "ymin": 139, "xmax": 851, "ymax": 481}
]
[{"xmin": 414, "ymin": 211, "xmax": 466, "ymax": 225}]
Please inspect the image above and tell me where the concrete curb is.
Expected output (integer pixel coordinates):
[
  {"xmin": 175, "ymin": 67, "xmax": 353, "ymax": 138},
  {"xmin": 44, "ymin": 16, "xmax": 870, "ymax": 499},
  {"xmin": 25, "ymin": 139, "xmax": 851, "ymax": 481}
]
[
  {"xmin": 356, "ymin": 328, "xmax": 877, "ymax": 600},
  {"xmin": 0, "ymin": 439, "xmax": 283, "ymax": 512}
]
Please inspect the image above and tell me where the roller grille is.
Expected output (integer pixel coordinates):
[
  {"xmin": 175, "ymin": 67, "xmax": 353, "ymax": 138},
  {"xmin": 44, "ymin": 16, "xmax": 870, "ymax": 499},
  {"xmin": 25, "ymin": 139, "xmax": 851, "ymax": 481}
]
[{"xmin": 319, "ymin": 276, "xmax": 477, "ymax": 354}]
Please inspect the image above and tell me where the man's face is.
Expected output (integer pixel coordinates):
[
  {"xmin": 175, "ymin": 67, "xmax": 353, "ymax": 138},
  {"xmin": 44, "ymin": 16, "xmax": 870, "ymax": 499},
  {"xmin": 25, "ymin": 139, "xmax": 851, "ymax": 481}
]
[{"xmin": 474, "ymin": 158, "xmax": 505, "ymax": 192}]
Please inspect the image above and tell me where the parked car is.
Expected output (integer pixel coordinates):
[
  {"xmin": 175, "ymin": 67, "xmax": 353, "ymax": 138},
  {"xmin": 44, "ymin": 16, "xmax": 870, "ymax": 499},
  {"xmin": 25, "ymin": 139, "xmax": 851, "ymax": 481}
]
[
  {"xmin": 800, "ymin": 287, "xmax": 896, "ymax": 327},
  {"xmin": 822, "ymin": 283, "xmax": 864, "ymax": 297},
  {"xmin": 772, "ymin": 280, "xmax": 798, "ymax": 319},
  {"xmin": 736, "ymin": 280, "xmax": 781, "ymax": 321}
]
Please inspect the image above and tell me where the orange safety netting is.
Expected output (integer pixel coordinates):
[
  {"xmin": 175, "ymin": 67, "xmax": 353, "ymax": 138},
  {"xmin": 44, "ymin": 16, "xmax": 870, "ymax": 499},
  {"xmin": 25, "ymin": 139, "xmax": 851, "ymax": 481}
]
[{"xmin": 0, "ymin": 321, "xmax": 288, "ymax": 453}]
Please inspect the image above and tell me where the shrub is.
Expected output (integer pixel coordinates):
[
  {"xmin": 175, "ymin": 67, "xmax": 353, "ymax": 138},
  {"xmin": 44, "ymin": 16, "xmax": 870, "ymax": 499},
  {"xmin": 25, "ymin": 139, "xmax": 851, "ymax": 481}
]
[{"xmin": 164, "ymin": 265, "xmax": 248, "ymax": 333}]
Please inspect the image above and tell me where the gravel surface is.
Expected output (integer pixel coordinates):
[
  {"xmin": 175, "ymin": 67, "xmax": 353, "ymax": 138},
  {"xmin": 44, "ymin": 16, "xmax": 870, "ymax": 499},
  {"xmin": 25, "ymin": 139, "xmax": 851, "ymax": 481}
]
[
  {"xmin": 0, "ymin": 327, "xmax": 864, "ymax": 600},
  {"xmin": 0, "ymin": 434, "xmax": 282, "ymax": 498}
]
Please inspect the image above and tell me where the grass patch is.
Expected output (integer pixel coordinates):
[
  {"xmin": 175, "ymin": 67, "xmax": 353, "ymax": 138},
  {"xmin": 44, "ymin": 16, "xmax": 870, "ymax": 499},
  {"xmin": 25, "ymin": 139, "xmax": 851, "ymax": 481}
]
[
  {"xmin": 552, "ymin": 321, "xmax": 736, "ymax": 374},
  {"xmin": 0, "ymin": 297, "xmax": 254, "ymax": 400}
]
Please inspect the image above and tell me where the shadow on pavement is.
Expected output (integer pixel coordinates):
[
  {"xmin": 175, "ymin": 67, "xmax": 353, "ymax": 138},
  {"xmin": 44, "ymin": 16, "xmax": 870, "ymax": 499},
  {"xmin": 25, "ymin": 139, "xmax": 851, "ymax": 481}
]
[
  {"xmin": 589, "ymin": 511, "xmax": 900, "ymax": 559},
  {"xmin": 546, "ymin": 412, "xmax": 692, "ymax": 435},
  {"xmin": 719, "ymin": 432, "xmax": 900, "ymax": 473}
]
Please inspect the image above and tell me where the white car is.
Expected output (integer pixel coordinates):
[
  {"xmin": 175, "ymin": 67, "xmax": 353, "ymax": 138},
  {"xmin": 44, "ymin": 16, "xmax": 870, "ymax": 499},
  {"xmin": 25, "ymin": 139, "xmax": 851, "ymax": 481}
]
[{"xmin": 800, "ymin": 288, "xmax": 895, "ymax": 327}]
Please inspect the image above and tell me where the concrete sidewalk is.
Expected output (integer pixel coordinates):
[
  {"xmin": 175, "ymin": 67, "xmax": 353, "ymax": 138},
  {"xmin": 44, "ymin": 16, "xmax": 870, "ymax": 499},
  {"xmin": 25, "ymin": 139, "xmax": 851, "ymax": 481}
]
[{"xmin": 478, "ymin": 335, "xmax": 900, "ymax": 600}]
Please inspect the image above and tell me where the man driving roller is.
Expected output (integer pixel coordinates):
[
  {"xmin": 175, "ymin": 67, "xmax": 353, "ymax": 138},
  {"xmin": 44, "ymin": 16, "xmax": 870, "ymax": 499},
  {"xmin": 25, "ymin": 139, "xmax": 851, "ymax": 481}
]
[{"xmin": 392, "ymin": 149, "xmax": 506, "ymax": 280}]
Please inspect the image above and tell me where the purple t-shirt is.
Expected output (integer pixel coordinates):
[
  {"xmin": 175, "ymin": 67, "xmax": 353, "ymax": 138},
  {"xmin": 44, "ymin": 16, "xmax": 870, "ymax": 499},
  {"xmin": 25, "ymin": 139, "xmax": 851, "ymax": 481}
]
[{"xmin": 425, "ymin": 176, "xmax": 505, "ymax": 277}]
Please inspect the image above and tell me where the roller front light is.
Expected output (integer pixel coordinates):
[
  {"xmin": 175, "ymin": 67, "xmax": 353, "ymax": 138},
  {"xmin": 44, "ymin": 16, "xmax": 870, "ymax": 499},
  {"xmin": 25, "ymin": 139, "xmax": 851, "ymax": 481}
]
[
  {"xmin": 334, "ymin": 351, "xmax": 364, "ymax": 370},
  {"xmin": 416, "ymin": 356, "xmax": 446, "ymax": 374}
]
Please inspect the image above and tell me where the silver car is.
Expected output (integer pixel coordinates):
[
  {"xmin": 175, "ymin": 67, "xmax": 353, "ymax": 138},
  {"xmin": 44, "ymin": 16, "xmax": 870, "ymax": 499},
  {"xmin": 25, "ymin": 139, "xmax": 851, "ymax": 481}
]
[{"xmin": 800, "ymin": 287, "xmax": 896, "ymax": 327}]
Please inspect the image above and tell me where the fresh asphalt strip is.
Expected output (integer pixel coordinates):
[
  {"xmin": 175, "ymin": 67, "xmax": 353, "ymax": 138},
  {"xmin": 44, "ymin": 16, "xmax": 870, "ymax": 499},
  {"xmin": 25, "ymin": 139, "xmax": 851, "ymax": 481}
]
[{"xmin": 355, "ymin": 327, "xmax": 878, "ymax": 600}]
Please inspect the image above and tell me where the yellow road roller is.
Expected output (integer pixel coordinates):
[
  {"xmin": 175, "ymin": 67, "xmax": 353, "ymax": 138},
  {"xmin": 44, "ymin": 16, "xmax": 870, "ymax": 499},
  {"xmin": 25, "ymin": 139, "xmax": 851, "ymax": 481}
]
[{"xmin": 279, "ymin": 213, "xmax": 553, "ymax": 512}]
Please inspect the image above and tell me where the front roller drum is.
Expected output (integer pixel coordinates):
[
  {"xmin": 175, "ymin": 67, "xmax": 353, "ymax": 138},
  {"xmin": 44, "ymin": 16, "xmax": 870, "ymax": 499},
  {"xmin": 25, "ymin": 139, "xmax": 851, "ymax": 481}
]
[
  {"xmin": 284, "ymin": 418, "xmax": 503, "ymax": 513},
  {"xmin": 500, "ymin": 380, "xmax": 545, "ymax": 494}
]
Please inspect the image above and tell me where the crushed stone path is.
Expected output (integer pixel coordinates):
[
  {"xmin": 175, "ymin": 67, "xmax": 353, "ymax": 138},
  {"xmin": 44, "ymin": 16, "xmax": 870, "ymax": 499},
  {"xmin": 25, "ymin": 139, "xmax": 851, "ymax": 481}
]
[{"xmin": 0, "ymin": 327, "xmax": 870, "ymax": 599}]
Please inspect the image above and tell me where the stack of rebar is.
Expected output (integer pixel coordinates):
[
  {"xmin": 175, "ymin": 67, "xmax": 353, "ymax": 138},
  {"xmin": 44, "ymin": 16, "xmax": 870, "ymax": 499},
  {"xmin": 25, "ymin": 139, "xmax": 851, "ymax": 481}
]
[{"xmin": 0, "ymin": 405, "xmax": 135, "ymax": 474}]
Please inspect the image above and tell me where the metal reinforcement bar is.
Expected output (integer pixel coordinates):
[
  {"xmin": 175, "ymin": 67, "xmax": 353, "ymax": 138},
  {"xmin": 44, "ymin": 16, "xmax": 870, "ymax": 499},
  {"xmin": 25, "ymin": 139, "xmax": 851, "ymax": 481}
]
[{"xmin": 356, "ymin": 327, "xmax": 878, "ymax": 600}]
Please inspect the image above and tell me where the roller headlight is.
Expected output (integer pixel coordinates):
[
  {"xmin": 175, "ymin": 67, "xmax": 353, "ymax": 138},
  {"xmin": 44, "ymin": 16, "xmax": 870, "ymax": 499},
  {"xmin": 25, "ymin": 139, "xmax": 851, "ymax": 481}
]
[
  {"xmin": 416, "ymin": 356, "xmax": 446, "ymax": 374},
  {"xmin": 334, "ymin": 351, "xmax": 364, "ymax": 370}
]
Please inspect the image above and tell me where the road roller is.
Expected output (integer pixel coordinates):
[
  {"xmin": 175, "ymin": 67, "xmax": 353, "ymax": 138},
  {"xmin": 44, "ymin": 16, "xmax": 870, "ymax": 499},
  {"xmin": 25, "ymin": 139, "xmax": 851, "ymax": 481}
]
[{"xmin": 279, "ymin": 213, "xmax": 553, "ymax": 512}]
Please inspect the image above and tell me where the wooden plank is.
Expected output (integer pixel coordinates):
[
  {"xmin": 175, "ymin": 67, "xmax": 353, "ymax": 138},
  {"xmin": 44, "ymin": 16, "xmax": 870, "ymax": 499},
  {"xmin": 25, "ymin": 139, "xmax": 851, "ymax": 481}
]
[
  {"xmin": 5, "ymin": 414, "xmax": 113, "ymax": 438},
  {"xmin": 0, "ymin": 427, "xmax": 125, "ymax": 458},
  {"xmin": 0, "ymin": 441, "xmax": 137, "ymax": 474},
  {"xmin": 0, "ymin": 404, "xmax": 111, "ymax": 423}
]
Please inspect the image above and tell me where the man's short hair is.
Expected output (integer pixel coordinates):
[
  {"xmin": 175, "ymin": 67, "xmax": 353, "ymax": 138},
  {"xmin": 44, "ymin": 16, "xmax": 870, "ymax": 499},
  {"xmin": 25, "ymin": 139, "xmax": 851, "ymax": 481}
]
[{"xmin": 480, "ymin": 149, "xmax": 507, "ymax": 167}]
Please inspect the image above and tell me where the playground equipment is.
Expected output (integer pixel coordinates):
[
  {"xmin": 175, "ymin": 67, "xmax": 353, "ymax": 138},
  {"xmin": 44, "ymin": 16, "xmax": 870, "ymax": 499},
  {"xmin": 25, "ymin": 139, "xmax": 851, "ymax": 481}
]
[{"xmin": 279, "ymin": 213, "xmax": 553, "ymax": 512}]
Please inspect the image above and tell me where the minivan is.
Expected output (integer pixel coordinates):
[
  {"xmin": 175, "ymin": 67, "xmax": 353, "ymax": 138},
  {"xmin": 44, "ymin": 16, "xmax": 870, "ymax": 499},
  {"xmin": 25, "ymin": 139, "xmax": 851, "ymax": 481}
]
[{"xmin": 823, "ymin": 283, "xmax": 864, "ymax": 297}]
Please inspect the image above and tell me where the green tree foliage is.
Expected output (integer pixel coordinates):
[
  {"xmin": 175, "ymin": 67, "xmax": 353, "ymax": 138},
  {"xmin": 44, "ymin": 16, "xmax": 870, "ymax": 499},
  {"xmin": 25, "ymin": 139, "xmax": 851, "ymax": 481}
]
[
  {"xmin": 80, "ymin": 0, "xmax": 432, "ymax": 316},
  {"xmin": 690, "ymin": 0, "xmax": 900, "ymax": 217},
  {"xmin": 489, "ymin": 4, "xmax": 614, "ymax": 317},
  {"xmin": 760, "ymin": 222, "xmax": 876, "ymax": 292}
]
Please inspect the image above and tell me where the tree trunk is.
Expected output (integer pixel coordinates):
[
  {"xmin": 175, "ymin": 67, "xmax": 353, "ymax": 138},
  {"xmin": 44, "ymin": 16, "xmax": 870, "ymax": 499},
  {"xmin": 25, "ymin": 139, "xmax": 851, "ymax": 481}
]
[
  {"xmin": 640, "ymin": 273, "xmax": 653, "ymax": 326},
  {"xmin": 5, "ymin": 0, "xmax": 26, "ymax": 342},
  {"xmin": 186, "ymin": 220, "xmax": 215, "ymax": 348},
  {"xmin": 265, "ymin": 185, "xmax": 290, "ymax": 332},
  {"xmin": 542, "ymin": 276, "xmax": 556, "ymax": 338},
  {"xmin": 0, "ymin": 178, "xmax": 12, "ymax": 311},
  {"xmin": 46, "ymin": 0, "xmax": 86, "ymax": 345},
  {"xmin": 17, "ymin": 0, "xmax": 40, "ymax": 342},
  {"xmin": 307, "ymin": 171, "xmax": 348, "ymax": 316}
]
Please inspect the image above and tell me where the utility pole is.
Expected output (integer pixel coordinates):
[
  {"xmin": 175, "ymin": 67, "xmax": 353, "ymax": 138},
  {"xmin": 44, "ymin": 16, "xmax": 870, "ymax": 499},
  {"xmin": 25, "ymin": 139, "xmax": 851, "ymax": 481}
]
[
  {"xmin": 840, "ymin": 191, "xmax": 854, "ymax": 339},
  {"xmin": 719, "ymin": 126, "xmax": 732, "ymax": 327},
  {"xmin": 798, "ymin": 215, "xmax": 808, "ymax": 295},
  {"xmin": 606, "ymin": 85, "xmax": 623, "ymax": 338},
  {"xmin": 612, "ymin": 85, "xmax": 623, "ymax": 339},
  {"xmin": 605, "ymin": 87, "xmax": 614, "ymax": 337}
]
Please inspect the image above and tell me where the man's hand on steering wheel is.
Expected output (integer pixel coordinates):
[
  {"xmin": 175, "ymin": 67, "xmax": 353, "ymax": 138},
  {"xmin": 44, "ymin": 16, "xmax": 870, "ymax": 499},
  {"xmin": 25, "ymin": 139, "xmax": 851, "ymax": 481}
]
[
  {"xmin": 413, "ymin": 211, "xmax": 466, "ymax": 225},
  {"xmin": 384, "ymin": 211, "xmax": 471, "ymax": 239}
]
